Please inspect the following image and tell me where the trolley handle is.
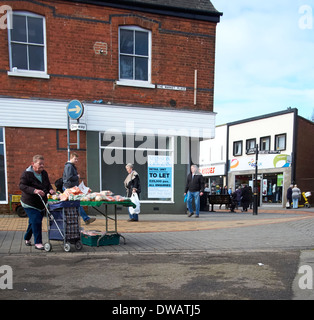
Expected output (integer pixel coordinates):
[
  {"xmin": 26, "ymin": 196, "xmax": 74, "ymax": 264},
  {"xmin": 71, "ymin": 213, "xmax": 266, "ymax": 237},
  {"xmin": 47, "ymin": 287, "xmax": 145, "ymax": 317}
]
[{"xmin": 37, "ymin": 194, "xmax": 54, "ymax": 220}]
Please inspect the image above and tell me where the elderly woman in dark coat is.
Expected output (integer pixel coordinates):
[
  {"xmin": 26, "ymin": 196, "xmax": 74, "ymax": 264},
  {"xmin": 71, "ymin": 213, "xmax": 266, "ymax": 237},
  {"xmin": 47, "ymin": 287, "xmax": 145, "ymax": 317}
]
[{"xmin": 124, "ymin": 163, "xmax": 141, "ymax": 221}]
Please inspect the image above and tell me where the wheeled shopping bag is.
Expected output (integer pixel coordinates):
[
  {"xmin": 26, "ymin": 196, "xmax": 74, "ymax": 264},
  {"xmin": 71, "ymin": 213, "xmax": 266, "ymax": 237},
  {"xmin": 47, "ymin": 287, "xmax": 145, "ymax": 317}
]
[{"xmin": 43, "ymin": 199, "xmax": 83, "ymax": 252}]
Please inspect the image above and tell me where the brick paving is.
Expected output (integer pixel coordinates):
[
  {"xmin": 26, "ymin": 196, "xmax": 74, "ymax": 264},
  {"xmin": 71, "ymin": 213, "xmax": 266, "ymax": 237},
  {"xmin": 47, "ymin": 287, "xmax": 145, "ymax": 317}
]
[{"xmin": 1, "ymin": 206, "xmax": 314, "ymax": 254}]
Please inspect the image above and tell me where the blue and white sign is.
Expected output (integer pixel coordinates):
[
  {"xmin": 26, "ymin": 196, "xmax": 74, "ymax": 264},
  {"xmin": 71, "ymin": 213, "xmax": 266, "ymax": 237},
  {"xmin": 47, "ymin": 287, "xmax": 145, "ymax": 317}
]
[
  {"xmin": 148, "ymin": 155, "xmax": 173, "ymax": 199},
  {"xmin": 67, "ymin": 100, "xmax": 84, "ymax": 120}
]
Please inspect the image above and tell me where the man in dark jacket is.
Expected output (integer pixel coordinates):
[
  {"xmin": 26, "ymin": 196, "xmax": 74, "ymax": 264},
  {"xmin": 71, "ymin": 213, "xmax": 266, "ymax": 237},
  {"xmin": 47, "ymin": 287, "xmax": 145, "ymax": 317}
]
[
  {"xmin": 184, "ymin": 165, "xmax": 204, "ymax": 218},
  {"xmin": 20, "ymin": 155, "xmax": 55, "ymax": 250},
  {"xmin": 62, "ymin": 152, "xmax": 95, "ymax": 224}
]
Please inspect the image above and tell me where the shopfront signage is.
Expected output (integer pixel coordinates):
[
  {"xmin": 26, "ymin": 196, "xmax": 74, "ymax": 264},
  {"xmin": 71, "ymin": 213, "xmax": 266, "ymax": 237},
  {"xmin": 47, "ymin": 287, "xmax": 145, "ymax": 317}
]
[
  {"xmin": 199, "ymin": 164, "xmax": 225, "ymax": 176},
  {"xmin": 230, "ymin": 154, "xmax": 291, "ymax": 171}
]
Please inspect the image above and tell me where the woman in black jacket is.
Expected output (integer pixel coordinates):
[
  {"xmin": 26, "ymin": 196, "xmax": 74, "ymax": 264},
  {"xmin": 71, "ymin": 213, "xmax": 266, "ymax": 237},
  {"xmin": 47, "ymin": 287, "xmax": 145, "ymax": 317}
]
[
  {"xmin": 19, "ymin": 155, "xmax": 55, "ymax": 250},
  {"xmin": 124, "ymin": 163, "xmax": 141, "ymax": 221}
]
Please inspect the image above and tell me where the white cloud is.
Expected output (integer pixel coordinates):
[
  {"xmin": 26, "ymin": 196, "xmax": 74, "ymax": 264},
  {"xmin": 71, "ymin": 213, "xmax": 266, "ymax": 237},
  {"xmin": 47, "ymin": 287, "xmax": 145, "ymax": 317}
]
[{"xmin": 211, "ymin": 0, "xmax": 314, "ymax": 124}]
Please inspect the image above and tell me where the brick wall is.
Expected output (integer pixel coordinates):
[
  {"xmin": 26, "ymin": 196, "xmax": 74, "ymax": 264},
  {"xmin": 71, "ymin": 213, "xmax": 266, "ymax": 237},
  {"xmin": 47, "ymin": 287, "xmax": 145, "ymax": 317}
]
[
  {"xmin": 0, "ymin": 0, "xmax": 216, "ymax": 111},
  {"xmin": 0, "ymin": 0, "xmax": 218, "ymax": 213},
  {"xmin": 296, "ymin": 117, "xmax": 314, "ymax": 204},
  {"xmin": 1, "ymin": 127, "xmax": 86, "ymax": 213}
]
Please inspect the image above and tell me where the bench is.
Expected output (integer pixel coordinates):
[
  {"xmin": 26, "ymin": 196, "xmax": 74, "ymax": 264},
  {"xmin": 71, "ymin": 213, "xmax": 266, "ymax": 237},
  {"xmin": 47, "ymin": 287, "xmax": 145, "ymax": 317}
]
[{"xmin": 208, "ymin": 194, "xmax": 232, "ymax": 212}]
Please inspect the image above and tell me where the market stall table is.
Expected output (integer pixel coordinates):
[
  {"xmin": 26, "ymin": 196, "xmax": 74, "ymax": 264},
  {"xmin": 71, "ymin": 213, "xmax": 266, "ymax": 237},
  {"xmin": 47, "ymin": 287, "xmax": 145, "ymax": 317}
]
[{"xmin": 63, "ymin": 199, "xmax": 135, "ymax": 246}]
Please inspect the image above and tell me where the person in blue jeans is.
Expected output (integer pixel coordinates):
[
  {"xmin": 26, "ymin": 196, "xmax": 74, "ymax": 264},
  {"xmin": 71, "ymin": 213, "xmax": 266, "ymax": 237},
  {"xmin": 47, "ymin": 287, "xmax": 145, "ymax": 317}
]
[
  {"xmin": 184, "ymin": 165, "xmax": 205, "ymax": 218},
  {"xmin": 63, "ymin": 152, "xmax": 96, "ymax": 225},
  {"xmin": 20, "ymin": 155, "xmax": 56, "ymax": 250}
]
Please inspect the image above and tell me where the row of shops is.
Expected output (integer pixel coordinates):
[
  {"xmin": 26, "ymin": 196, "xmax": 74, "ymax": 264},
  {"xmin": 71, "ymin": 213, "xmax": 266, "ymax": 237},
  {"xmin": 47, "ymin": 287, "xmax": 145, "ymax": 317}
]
[{"xmin": 199, "ymin": 108, "xmax": 314, "ymax": 207}]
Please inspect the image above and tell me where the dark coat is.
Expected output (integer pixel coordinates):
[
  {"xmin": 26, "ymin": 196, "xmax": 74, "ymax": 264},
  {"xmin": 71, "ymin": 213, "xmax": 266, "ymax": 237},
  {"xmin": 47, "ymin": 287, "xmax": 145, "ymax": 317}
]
[
  {"xmin": 19, "ymin": 167, "xmax": 52, "ymax": 210},
  {"xmin": 63, "ymin": 162, "xmax": 79, "ymax": 188},
  {"xmin": 287, "ymin": 187, "xmax": 292, "ymax": 202},
  {"xmin": 185, "ymin": 173, "xmax": 205, "ymax": 193},
  {"xmin": 125, "ymin": 171, "xmax": 141, "ymax": 197}
]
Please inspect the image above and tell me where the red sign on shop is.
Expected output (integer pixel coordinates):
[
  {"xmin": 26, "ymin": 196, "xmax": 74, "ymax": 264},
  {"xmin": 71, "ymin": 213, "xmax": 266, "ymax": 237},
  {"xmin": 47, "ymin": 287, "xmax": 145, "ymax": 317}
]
[{"xmin": 200, "ymin": 167, "xmax": 215, "ymax": 175}]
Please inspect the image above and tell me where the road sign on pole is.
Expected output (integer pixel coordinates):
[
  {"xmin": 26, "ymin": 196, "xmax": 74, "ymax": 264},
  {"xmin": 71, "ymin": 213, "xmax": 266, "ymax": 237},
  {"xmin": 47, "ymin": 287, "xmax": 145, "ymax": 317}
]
[{"xmin": 67, "ymin": 100, "xmax": 84, "ymax": 120}]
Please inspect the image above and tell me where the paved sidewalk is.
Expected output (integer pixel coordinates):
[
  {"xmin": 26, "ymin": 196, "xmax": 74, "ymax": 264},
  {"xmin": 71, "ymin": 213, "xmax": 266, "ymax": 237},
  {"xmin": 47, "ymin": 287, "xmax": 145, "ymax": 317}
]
[{"xmin": 1, "ymin": 206, "xmax": 314, "ymax": 254}]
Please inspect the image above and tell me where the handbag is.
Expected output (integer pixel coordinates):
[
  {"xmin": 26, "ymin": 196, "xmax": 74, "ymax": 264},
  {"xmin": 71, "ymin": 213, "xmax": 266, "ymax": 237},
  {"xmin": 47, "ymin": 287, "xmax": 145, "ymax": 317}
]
[
  {"xmin": 129, "ymin": 193, "xmax": 140, "ymax": 214},
  {"xmin": 286, "ymin": 201, "xmax": 290, "ymax": 208}
]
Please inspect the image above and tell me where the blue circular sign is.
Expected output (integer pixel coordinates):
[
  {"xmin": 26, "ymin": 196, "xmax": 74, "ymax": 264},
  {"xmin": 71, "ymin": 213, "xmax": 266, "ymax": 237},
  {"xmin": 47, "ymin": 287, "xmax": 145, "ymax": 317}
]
[{"xmin": 67, "ymin": 100, "xmax": 84, "ymax": 120}]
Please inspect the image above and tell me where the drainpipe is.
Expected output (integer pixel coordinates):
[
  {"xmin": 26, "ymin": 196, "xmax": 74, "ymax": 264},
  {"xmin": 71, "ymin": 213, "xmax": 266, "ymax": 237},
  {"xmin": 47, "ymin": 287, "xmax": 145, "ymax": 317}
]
[{"xmin": 291, "ymin": 108, "xmax": 298, "ymax": 184}]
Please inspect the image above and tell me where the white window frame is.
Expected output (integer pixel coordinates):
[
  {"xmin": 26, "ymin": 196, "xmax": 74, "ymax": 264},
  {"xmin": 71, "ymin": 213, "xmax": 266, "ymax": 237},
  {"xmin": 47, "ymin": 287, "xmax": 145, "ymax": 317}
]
[
  {"xmin": 0, "ymin": 127, "xmax": 8, "ymax": 204},
  {"xmin": 7, "ymin": 11, "xmax": 49, "ymax": 79},
  {"xmin": 117, "ymin": 26, "xmax": 154, "ymax": 89}
]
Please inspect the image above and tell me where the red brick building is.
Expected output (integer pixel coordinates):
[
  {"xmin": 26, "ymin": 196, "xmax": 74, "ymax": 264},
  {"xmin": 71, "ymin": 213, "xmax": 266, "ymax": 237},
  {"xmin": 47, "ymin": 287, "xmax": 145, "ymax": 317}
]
[{"xmin": 0, "ymin": 0, "xmax": 222, "ymax": 214}]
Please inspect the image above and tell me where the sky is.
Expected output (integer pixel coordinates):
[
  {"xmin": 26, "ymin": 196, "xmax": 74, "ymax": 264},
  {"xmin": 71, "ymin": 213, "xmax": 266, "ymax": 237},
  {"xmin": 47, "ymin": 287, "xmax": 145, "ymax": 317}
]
[{"xmin": 210, "ymin": 0, "xmax": 314, "ymax": 125}]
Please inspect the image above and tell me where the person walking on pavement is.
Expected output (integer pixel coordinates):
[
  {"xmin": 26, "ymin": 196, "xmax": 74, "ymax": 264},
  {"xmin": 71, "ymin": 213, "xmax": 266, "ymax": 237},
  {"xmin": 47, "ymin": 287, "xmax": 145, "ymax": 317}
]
[
  {"xmin": 63, "ymin": 152, "xmax": 96, "ymax": 225},
  {"xmin": 184, "ymin": 165, "xmax": 204, "ymax": 218},
  {"xmin": 20, "ymin": 155, "xmax": 56, "ymax": 250},
  {"xmin": 292, "ymin": 184, "xmax": 301, "ymax": 209}
]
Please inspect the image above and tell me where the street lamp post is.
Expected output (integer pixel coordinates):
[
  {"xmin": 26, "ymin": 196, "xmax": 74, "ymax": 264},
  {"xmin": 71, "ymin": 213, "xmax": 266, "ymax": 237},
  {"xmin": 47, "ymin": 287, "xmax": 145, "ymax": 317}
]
[{"xmin": 253, "ymin": 144, "xmax": 258, "ymax": 215}]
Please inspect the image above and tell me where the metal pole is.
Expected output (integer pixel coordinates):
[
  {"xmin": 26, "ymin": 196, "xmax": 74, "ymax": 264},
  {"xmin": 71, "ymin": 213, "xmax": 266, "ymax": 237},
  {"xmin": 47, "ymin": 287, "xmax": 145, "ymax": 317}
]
[
  {"xmin": 253, "ymin": 144, "xmax": 258, "ymax": 215},
  {"xmin": 77, "ymin": 119, "xmax": 80, "ymax": 150},
  {"xmin": 67, "ymin": 115, "xmax": 70, "ymax": 161}
]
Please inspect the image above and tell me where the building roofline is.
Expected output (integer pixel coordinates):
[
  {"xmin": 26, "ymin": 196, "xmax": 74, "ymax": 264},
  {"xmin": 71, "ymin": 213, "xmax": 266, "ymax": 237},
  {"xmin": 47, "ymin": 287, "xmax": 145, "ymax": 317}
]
[
  {"xmin": 62, "ymin": 0, "xmax": 223, "ymax": 22},
  {"xmin": 227, "ymin": 108, "xmax": 299, "ymax": 127}
]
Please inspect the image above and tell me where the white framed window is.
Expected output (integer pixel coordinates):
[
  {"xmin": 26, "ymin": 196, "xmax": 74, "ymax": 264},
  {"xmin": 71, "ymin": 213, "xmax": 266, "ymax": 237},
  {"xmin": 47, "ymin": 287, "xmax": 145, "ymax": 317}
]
[
  {"xmin": 117, "ymin": 26, "xmax": 154, "ymax": 89},
  {"xmin": 0, "ymin": 127, "xmax": 8, "ymax": 204},
  {"xmin": 7, "ymin": 11, "xmax": 49, "ymax": 79}
]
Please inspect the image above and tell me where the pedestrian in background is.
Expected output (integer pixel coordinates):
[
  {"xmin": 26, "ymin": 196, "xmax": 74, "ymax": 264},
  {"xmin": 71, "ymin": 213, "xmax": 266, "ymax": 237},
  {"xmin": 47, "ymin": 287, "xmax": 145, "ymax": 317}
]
[
  {"xmin": 184, "ymin": 165, "xmax": 204, "ymax": 218},
  {"xmin": 63, "ymin": 152, "xmax": 96, "ymax": 225},
  {"xmin": 286, "ymin": 184, "xmax": 293, "ymax": 209},
  {"xmin": 235, "ymin": 186, "xmax": 242, "ymax": 209},
  {"xmin": 292, "ymin": 184, "xmax": 301, "ymax": 209},
  {"xmin": 241, "ymin": 184, "xmax": 250, "ymax": 212},
  {"xmin": 20, "ymin": 155, "xmax": 55, "ymax": 250}
]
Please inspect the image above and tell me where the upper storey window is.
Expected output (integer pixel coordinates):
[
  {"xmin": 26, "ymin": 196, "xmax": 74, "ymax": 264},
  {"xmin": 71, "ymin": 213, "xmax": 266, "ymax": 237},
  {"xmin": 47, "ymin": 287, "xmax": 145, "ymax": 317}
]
[
  {"xmin": 117, "ymin": 26, "xmax": 154, "ymax": 88},
  {"xmin": 7, "ymin": 11, "xmax": 49, "ymax": 79}
]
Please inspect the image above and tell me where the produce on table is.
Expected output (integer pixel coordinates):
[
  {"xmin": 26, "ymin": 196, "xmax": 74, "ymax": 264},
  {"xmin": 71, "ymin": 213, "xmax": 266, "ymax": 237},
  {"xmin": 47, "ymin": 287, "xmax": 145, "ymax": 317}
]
[{"xmin": 47, "ymin": 187, "xmax": 127, "ymax": 202}]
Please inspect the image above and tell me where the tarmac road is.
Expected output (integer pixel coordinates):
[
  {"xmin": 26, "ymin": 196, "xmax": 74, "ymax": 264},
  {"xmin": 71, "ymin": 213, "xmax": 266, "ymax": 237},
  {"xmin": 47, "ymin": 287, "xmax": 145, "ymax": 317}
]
[
  {"xmin": 1, "ymin": 207, "xmax": 314, "ymax": 303},
  {"xmin": 0, "ymin": 250, "xmax": 301, "ymax": 300}
]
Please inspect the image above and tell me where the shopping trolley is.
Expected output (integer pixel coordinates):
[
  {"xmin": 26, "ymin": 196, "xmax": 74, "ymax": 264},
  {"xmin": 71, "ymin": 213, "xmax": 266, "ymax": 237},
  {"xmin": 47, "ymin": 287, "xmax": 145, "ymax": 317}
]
[{"xmin": 39, "ymin": 195, "xmax": 83, "ymax": 252}]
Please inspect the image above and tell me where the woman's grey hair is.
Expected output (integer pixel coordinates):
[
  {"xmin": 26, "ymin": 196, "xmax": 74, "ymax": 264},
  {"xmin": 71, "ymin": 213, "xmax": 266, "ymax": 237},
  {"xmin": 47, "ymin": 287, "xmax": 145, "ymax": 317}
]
[{"xmin": 126, "ymin": 163, "xmax": 134, "ymax": 169}]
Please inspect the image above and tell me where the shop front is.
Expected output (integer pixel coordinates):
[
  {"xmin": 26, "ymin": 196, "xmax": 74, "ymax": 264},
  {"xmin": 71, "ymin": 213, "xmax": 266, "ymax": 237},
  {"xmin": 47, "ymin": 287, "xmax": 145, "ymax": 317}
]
[
  {"xmin": 85, "ymin": 104, "xmax": 216, "ymax": 214},
  {"xmin": 229, "ymin": 153, "xmax": 292, "ymax": 207},
  {"xmin": 199, "ymin": 163, "xmax": 226, "ymax": 194},
  {"xmin": 234, "ymin": 172, "xmax": 283, "ymax": 205}
]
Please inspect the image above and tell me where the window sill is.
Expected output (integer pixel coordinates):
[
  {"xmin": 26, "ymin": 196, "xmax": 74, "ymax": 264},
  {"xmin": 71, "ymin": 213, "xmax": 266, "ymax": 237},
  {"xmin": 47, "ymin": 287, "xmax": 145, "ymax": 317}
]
[
  {"xmin": 116, "ymin": 80, "xmax": 155, "ymax": 89},
  {"xmin": 8, "ymin": 70, "xmax": 50, "ymax": 79}
]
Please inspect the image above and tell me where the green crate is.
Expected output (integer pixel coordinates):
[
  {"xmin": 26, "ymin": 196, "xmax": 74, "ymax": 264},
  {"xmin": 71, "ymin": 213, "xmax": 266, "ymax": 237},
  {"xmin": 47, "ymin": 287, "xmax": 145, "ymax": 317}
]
[{"xmin": 81, "ymin": 232, "xmax": 120, "ymax": 246}]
